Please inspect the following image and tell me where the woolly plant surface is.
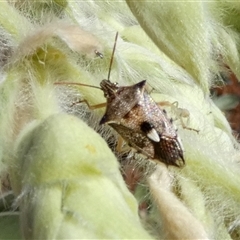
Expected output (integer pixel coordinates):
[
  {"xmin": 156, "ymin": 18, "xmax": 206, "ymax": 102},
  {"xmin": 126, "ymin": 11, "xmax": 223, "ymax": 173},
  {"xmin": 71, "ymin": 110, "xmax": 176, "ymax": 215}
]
[{"xmin": 0, "ymin": 0, "xmax": 240, "ymax": 239}]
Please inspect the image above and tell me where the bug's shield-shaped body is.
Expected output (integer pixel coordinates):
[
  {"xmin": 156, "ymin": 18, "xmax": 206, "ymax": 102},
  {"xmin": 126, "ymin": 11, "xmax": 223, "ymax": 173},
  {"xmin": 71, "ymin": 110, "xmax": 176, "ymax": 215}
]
[{"xmin": 99, "ymin": 80, "xmax": 184, "ymax": 167}]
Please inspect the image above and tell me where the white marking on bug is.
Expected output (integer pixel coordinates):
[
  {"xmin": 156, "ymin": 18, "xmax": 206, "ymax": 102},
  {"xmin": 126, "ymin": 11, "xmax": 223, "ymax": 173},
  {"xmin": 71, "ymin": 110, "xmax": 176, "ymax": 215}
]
[{"xmin": 147, "ymin": 128, "xmax": 160, "ymax": 142}]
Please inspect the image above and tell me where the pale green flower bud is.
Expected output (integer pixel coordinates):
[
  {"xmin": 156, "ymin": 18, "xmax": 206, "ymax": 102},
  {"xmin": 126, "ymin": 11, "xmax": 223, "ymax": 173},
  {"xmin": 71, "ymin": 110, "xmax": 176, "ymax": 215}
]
[{"xmin": 12, "ymin": 114, "xmax": 152, "ymax": 239}]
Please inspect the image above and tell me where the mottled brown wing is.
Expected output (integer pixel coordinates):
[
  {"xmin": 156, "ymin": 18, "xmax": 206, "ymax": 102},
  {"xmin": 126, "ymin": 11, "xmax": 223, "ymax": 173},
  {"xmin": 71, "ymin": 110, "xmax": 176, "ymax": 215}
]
[
  {"xmin": 110, "ymin": 123, "xmax": 184, "ymax": 167},
  {"xmin": 109, "ymin": 123, "xmax": 154, "ymax": 155}
]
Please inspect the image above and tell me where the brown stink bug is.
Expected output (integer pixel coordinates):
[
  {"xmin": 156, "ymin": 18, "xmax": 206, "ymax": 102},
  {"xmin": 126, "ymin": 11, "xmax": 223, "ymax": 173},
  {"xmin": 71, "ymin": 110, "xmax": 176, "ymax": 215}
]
[
  {"xmin": 55, "ymin": 33, "xmax": 186, "ymax": 167},
  {"xmin": 99, "ymin": 79, "xmax": 184, "ymax": 167}
]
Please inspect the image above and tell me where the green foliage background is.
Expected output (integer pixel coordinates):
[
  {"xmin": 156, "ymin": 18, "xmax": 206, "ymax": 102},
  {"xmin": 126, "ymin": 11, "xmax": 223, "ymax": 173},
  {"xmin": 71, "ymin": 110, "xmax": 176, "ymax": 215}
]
[{"xmin": 0, "ymin": 0, "xmax": 240, "ymax": 239}]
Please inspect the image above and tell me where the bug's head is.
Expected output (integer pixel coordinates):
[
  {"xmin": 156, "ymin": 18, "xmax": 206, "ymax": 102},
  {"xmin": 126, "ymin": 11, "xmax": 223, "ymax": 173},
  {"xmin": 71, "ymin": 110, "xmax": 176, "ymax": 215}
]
[{"xmin": 100, "ymin": 79, "xmax": 119, "ymax": 98}]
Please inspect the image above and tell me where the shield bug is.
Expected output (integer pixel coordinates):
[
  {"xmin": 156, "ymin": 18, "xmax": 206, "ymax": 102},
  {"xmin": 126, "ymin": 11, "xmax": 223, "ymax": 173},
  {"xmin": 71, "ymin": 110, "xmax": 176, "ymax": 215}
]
[{"xmin": 55, "ymin": 33, "xmax": 186, "ymax": 167}]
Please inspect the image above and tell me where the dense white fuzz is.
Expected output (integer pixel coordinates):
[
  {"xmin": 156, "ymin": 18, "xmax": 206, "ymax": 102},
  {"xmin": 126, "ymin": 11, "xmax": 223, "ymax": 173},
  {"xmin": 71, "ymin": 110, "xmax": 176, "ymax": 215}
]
[
  {"xmin": 0, "ymin": 1, "xmax": 240, "ymax": 239},
  {"xmin": 148, "ymin": 164, "xmax": 210, "ymax": 239},
  {"xmin": 12, "ymin": 21, "xmax": 103, "ymax": 62}
]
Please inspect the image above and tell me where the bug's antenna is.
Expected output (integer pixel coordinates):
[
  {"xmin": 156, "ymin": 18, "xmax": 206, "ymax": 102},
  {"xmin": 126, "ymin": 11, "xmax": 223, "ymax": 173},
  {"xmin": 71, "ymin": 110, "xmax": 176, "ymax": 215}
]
[
  {"xmin": 54, "ymin": 82, "xmax": 101, "ymax": 90},
  {"xmin": 107, "ymin": 32, "xmax": 118, "ymax": 81}
]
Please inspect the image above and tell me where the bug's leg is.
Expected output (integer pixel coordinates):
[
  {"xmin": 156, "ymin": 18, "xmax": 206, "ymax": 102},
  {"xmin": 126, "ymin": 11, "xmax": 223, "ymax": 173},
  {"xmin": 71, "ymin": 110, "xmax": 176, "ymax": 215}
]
[
  {"xmin": 115, "ymin": 136, "xmax": 144, "ymax": 193},
  {"xmin": 171, "ymin": 101, "xmax": 199, "ymax": 133},
  {"xmin": 157, "ymin": 100, "xmax": 172, "ymax": 108},
  {"xmin": 158, "ymin": 101, "xmax": 199, "ymax": 133},
  {"xmin": 71, "ymin": 99, "xmax": 106, "ymax": 110},
  {"xmin": 116, "ymin": 136, "xmax": 133, "ymax": 153},
  {"xmin": 116, "ymin": 136, "xmax": 124, "ymax": 153}
]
